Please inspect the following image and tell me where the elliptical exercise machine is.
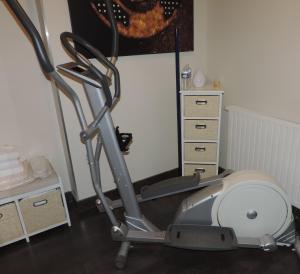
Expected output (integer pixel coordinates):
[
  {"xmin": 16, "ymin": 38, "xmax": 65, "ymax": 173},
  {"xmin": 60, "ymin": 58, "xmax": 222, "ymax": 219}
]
[{"xmin": 4, "ymin": 0, "xmax": 299, "ymax": 269}]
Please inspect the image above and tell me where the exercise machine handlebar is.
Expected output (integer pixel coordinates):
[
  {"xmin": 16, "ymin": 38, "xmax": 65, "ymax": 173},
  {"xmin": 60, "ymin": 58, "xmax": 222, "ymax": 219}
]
[
  {"xmin": 5, "ymin": 0, "xmax": 54, "ymax": 74},
  {"xmin": 60, "ymin": 32, "xmax": 121, "ymax": 108},
  {"xmin": 3, "ymin": 0, "xmax": 124, "ymax": 229},
  {"xmin": 5, "ymin": 0, "xmax": 120, "ymax": 109},
  {"xmin": 4, "ymin": 0, "xmax": 88, "ymax": 132}
]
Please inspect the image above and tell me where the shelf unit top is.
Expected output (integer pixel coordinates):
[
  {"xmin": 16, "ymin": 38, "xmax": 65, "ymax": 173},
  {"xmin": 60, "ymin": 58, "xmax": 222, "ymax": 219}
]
[
  {"xmin": 183, "ymin": 161, "xmax": 218, "ymax": 165},
  {"xmin": 180, "ymin": 86, "xmax": 224, "ymax": 95},
  {"xmin": 183, "ymin": 140, "xmax": 219, "ymax": 143},
  {"xmin": 183, "ymin": 116, "xmax": 220, "ymax": 120},
  {"xmin": 0, "ymin": 173, "xmax": 60, "ymax": 201}
]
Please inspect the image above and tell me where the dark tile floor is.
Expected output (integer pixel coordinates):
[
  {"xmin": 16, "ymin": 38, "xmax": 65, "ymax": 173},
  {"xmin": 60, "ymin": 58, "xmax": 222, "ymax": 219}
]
[{"xmin": 1, "ymin": 193, "xmax": 300, "ymax": 274}]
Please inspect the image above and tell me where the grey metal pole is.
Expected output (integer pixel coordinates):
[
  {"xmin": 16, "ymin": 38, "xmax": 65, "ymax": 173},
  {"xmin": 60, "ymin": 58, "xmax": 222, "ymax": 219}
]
[{"xmin": 83, "ymin": 82, "xmax": 143, "ymax": 220}]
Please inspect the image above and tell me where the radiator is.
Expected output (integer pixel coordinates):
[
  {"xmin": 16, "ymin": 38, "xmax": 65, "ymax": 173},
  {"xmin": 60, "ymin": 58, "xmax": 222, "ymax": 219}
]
[{"xmin": 226, "ymin": 105, "xmax": 300, "ymax": 208}]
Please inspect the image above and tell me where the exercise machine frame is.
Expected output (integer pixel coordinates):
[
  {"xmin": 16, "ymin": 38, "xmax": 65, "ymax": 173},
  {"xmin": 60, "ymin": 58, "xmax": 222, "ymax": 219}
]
[{"xmin": 4, "ymin": 0, "xmax": 299, "ymax": 269}]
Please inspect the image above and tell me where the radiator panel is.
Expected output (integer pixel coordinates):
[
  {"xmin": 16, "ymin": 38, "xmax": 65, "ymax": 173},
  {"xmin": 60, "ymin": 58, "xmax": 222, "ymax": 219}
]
[{"xmin": 226, "ymin": 106, "xmax": 300, "ymax": 208}]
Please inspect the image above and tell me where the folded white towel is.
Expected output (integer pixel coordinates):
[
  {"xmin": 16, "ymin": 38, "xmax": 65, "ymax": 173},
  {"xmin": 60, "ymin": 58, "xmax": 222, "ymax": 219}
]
[{"xmin": 0, "ymin": 145, "xmax": 20, "ymax": 163}]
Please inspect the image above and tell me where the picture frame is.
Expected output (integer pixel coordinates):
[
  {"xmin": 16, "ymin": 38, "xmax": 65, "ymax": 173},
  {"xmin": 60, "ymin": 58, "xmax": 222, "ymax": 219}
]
[{"xmin": 67, "ymin": 0, "xmax": 194, "ymax": 57}]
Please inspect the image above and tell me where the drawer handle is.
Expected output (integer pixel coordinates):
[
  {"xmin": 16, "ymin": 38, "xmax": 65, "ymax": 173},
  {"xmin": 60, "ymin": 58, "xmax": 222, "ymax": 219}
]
[
  {"xmin": 33, "ymin": 199, "xmax": 48, "ymax": 207},
  {"xmin": 195, "ymin": 124, "xmax": 207, "ymax": 130},
  {"xmin": 195, "ymin": 168, "xmax": 206, "ymax": 173},
  {"xmin": 0, "ymin": 213, "xmax": 3, "ymax": 220},
  {"xmin": 195, "ymin": 147, "xmax": 206, "ymax": 152},
  {"xmin": 195, "ymin": 100, "xmax": 208, "ymax": 105}
]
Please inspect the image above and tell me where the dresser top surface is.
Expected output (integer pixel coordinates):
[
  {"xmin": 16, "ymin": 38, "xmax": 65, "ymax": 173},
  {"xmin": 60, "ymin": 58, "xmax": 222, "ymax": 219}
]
[
  {"xmin": 180, "ymin": 85, "xmax": 224, "ymax": 95},
  {"xmin": 0, "ymin": 173, "xmax": 59, "ymax": 201}
]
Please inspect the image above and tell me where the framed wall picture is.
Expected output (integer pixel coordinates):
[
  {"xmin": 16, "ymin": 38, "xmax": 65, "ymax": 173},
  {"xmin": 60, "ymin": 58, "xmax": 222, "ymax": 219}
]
[{"xmin": 67, "ymin": 0, "xmax": 194, "ymax": 57}]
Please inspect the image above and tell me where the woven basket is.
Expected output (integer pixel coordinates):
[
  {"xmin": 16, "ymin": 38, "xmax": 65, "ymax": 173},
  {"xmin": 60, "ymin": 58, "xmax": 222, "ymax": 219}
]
[
  {"xmin": 20, "ymin": 189, "xmax": 66, "ymax": 234},
  {"xmin": 0, "ymin": 203, "xmax": 24, "ymax": 244}
]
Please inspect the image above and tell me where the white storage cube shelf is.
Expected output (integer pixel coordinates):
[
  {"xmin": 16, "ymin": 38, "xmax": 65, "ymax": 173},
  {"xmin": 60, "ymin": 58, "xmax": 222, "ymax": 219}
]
[
  {"xmin": 0, "ymin": 174, "xmax": 71, "ymax": 247},
  {"xmin": 181, "ymin": 87, "xmax": 224, "ymax": 178}
]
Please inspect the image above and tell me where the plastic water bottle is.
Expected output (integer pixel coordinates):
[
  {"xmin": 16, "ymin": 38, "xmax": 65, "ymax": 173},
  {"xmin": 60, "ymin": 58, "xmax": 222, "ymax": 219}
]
[{"xmin": 181, "ymin": 65, "xmax": 192, "ymax": 90}]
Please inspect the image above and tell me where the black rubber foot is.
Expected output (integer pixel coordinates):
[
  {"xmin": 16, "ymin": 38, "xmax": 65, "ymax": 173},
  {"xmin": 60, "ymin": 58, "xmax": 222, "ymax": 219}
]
[
  {"xmin": 295, "ymin": 236, "xmax": 300, "ymax": 258},
  {"xmin": 115, "ymin": 255, "xmax": 127, "ymax": 270}
]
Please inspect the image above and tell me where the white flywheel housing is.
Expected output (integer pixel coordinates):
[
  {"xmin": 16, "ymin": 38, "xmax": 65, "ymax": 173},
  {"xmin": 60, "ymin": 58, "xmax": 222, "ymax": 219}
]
[{"xmin": 211, "ymin": 171, "xmax": 292, "ymax": 239}]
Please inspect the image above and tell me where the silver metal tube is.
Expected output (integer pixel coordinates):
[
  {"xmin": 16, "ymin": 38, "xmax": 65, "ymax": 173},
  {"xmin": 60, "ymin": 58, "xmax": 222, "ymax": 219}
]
[
  {"xmin": 51, "ymin": 72, "xmax": 119, "ymax": 226},
  {"xmin": 50, "ymin": 72, "xmax": 88, "ymax": 130},
  {"xmin": 85, "ymin": 138, "xmax": 119, "ymax": 227},
  {"xmin": 98, "ymin": 112, "xmax": 143, "ymax": 218},
  {"xmin": 94, "ymin": 135, "xmax": 102, "ymax": 194},
  {"xmin": 83, "ymin": 82, "xmax": 144, "ymax": 221},
  {"xmin": 115, "ymin": 241, "xmax": 130, "ymax": 269}
]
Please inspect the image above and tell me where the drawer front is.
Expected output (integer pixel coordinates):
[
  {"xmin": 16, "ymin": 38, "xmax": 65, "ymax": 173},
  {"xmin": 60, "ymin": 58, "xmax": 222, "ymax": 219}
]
[
  {"xmin": 184, "ymin": 120, "xmax": 218, "ymax": 140},
  {"xmin": 184, "ymin": 96, "xmax": 220, "ymax": 117},
  {"xmin": 0, "ymin": 203, "xmax": 23, "ymax": 244},
  {"xmin": 184, "ymin": 164, "xmax": 217, "ymax": 178},
  {"xmin": 184, "ymin": 143, "xmax": 217, "ymax": 162},
  {"xmin": 20, "ymin": 189, "xmax": 66, "ymax": 234}
]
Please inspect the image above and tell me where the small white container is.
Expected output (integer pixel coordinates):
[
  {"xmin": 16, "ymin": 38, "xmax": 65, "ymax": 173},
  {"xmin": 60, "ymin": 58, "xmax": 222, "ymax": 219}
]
[{"xmin": 193, "ymin": 69, "xmax": 206, "ymax": 88}]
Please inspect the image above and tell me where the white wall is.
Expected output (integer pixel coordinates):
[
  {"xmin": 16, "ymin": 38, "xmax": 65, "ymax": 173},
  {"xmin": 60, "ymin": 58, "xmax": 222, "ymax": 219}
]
[
  {"xmin": 205, "ymin": 0, "xmax": 300, "ymax": 166},
  {"xmin": 0, "ymin": 54, "xmax": 21, "ymax": 145},
  {"xmin": 7, "ymin": 0, "xmax": 298, "ymax": 197},
  {"xmin": 41, "ymin": 0, "xmax": 206, "ymax": 199},
  {"xmin": 1, "ymin": 0, "xmax": 206, "ymax": 199},
  {"xmin": 0, "ymin": 0, "xmax": 71, "ymax": 190}
]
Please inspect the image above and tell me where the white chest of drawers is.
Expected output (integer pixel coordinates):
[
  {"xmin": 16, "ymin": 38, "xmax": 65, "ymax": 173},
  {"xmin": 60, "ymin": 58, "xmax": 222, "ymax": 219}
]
[
  {"xmin": 180, "ymin": 88, "xmax": 224, "ymax": 178},
  {"xmin": 0, "ymin": 174, "xmax": 71, "ymax": 247}
]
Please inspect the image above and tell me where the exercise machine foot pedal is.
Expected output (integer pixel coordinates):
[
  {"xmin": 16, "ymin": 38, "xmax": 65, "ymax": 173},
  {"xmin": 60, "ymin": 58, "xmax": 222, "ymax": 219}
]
[
  {"xmin": 116, "ymin": 126, "xmax": 132, "ymax": 152},
  {"xmin": 166, "ymin": 224, "xmax": 238, "ymax": 250}
]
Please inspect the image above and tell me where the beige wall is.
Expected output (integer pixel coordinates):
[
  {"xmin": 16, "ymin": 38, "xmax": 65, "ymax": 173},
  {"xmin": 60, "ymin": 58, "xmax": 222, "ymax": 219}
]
[
  {"xmin": 41, "ymin": 0, "xmax": 206, "ymax": 199},
  {"xmin": 0, "ymin": 0, "xmax": 71, "ymax": 190},
  {"xmin": 206, "ymin": 0, "xmax": 300, "ymax": 123},
  {"xmin": 4, "ymin": 0, "xmax": 298, "ymax": 197},
  {"xmin": 0, "ymin": 54, "xmax": 21, "ymax": 145},
  {"xmin": 5, "ymin": 0, "xmax": 297, "ymax": 197},
  {"xmin": 1, "ymin": 0, "xmax": 205, "ymax": 199}
]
